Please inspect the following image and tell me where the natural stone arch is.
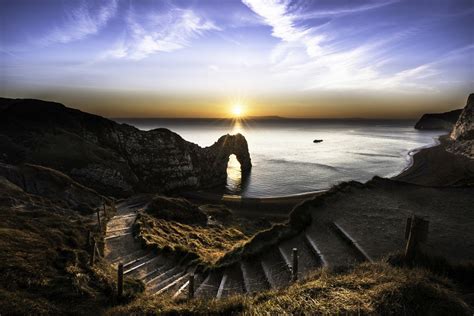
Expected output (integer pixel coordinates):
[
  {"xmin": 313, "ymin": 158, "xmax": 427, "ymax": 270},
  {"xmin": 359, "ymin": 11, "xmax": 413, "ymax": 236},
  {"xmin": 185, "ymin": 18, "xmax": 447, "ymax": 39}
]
[{"xmin": 197, "ymin": 133, "xmax": 252, "ymax": 188}]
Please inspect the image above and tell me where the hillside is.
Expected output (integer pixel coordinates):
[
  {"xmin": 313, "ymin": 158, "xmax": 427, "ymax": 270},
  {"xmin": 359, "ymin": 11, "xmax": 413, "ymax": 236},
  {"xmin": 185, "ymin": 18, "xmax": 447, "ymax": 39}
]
[{"xmin": 0, "ymin": 98, "xmax": 251, "ymax": 197}]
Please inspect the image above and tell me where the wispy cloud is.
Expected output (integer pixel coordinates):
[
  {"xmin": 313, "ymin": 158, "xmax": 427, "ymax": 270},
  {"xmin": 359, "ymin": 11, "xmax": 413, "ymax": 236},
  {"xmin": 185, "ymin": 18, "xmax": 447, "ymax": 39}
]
[
  {"xmin": 103, "ymin": 7, "xmax": 219, "ymax": 60},
  {"xmin": 39, "ymin": 0, "xmax": 118, "ymax": 45},
  {"xmin": 242, "ymin": 0, "xmax": 447, "ymax": 92}
]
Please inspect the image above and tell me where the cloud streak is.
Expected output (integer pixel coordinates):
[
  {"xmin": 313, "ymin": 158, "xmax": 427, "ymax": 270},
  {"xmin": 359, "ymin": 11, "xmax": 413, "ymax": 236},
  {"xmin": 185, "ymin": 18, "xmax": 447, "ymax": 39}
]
[
  {"xmin": 40, "ymin": 0, "xmax": 118, "ymax": 45},
  {"xmin": 242, "ymin": 0, "xmax": 451, "ymax": 92},
  {"xmin": 104, "ymin": 7, "xmax": 219, "ymax": 60}
]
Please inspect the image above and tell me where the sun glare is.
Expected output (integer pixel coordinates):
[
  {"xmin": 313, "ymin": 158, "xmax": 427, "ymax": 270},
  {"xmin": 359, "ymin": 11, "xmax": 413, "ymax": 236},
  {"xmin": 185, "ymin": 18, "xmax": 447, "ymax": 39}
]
[{"xmin": 232, "ymin": 104, "xmax": 244, "ymax": 117}]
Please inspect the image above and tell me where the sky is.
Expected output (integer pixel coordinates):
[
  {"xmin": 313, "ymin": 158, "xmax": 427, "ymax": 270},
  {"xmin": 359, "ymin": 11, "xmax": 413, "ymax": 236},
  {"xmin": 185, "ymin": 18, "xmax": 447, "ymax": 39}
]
[{"xmin": 1, "ymin": 0, "xmax": 473, "ymax": 118}]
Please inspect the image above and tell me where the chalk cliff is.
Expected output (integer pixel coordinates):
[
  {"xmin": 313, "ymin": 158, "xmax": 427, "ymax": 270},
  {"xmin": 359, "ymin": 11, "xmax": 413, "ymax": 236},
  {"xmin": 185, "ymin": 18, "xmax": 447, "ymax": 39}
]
[
  {"xmin": 448, "ymin": 94, "xmax": 474, "ymax": 159},
  {"xmin": 0, "ymin": 98, "xmax": 251, "ymax": 196},
  {"xmin": 414, "ymin": 109, "xmax": 462, "ymax": 130}
]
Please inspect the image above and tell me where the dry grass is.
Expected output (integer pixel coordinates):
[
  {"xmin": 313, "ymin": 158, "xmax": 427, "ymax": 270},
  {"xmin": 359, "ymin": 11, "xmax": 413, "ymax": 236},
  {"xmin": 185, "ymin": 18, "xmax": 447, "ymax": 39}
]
[
  {"xmin": 0, "ymin": 177, "xmax": 122, "ymax": 315},
  {"xmin": 136, "ymin": 213, "xmax": 252, "ymax": 266},
  {"xmin": 109, "ymin": 262, "xmax": 471, "ymax": 315}
]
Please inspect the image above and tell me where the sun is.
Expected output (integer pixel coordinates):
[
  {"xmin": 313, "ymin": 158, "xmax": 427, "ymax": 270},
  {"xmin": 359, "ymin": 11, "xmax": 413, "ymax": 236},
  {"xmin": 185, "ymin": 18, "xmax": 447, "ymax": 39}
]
[{"xmin": 232, "ymin": 104, "xmax": 244, "ymax": 117}]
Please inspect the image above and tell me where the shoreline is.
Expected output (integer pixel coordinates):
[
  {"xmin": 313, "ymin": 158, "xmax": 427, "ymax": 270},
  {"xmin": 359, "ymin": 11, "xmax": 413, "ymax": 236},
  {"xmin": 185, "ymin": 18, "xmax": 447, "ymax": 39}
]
[{"xmin": 184, "ymin": 133, "xmax": 451, "ymax": 215}]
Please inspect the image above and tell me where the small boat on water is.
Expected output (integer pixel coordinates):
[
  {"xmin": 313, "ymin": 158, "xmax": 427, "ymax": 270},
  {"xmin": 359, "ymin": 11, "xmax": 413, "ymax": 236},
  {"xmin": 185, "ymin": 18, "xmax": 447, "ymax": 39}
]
[{"xmin": 313, "ymin": 139, "xmax": 323, "ymax": 143}]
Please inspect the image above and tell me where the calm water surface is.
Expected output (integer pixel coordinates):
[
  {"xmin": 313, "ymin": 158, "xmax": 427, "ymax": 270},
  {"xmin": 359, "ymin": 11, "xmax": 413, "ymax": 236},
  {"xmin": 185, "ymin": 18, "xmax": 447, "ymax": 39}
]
[{"xmin": 116, "ymin": 118, "xmax": 444, "ymax": 197}]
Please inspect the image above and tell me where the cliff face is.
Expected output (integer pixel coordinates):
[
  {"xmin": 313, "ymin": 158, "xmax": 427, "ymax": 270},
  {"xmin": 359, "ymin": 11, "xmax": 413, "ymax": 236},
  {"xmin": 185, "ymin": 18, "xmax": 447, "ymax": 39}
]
[
  {"xmin": 414, "ymin": 109, "xmax": 462, "ymax": 130},
  {"xmin": 448, "ymin": 94, "xmax": 474, "ymax": 159},
  {"xmin": 0, "ymin": 98, "xmax": 251, "ymax": 196}
]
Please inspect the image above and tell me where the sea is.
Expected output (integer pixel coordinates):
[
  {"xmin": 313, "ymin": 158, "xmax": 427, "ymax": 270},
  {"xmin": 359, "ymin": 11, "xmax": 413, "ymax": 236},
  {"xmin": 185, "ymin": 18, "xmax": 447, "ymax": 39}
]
[{"xmin": 115, "ymin": 118, "xmax": 445, "ymax": 198}]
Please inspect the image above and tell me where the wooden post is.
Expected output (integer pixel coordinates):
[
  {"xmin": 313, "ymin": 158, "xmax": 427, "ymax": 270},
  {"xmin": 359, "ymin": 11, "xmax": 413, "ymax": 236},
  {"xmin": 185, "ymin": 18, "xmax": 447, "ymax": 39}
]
[
  {"xmin": 292, "ymin": 248, "xmax": 298, "ymax": 282},
  {"xmin": 188, "ymin": 274, "xmax": 195, "ymax": 299},
  {"xmin": 103, "ymin": 202, "xmax": 107, "ymax": 218},
  {"xmin": 96, "ymin": 209, "xmax": 102, "ymax": 232},
  {"xmin": 89, "ymin": 238, "xmax": 96, "ymax": 266},
  {"xmin": 87, "ymin": 230, "xmax": 91, "ymax": 247},
  {"xmin": 117, "ymin": 263, "xmax": 124, "ymax": 299},
  {"xmin": 405, "ymin": 215, "xmax": 429, "ymax": 263}
]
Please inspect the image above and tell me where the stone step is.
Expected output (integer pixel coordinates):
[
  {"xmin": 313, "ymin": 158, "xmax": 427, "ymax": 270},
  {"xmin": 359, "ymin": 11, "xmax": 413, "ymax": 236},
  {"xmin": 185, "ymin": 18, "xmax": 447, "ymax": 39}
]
[
  {"xmin": 304, "ymin": 232, "xmax": 327, "ymax": 267},
  {"xmin": 218, "ymin": 264, "xmax": 245, "ymax": 298},
  {"xmin": 306, "ymin": 222, "xmax": 362, "ymax": 268},
  {"xmin": 279, "ymin": 234, "xmax": 322, "ymax": 278},
  {"xmin": 146, "ymin": 266, "xmax": 180, "ymax": 290},
  {"xmin": 154, "ymin": 271, "xmax": 190, "ymax": 296},
  {"xmin": 195, "ymin": 270, "xmax": 223, "ymax": 298},
  {"xmin": 240, "ymin": 260, "xmax": 270, "ymax": 294},
  {"xmin": 260, "ymin": 247, "xmax": 292, "ymax": 289},
  {"xmin": 331, "ymin": 222, "xmax": 373, "ymax": 263},
  {"xmin": 123, "ymin": 253, "xmax": 157, "ymax": 275},
  {"xmin": 108, "ymin": 249, "xmax": 148, "ymax": 266}
]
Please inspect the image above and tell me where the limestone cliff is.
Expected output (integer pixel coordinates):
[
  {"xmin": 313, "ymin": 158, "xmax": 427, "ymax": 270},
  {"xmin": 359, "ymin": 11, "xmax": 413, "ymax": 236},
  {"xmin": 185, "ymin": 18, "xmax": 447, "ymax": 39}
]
[
  {"xmin": 448, "ymin": 94, "xmax": 474, "ymax": 159},
  {"xmin": 0, "ymin": 98, "xmax": 251, "ymax": 196},
  {"xmin": 414, "ymin": 109, "xmax": 462, "ymax": 130}
]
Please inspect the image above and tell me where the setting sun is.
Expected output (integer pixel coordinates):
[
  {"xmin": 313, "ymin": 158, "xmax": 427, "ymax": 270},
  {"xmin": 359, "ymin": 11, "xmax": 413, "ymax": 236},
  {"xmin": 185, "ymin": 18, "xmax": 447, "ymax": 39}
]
[{"xmin": 232, "ymin": 104, "xmax": 244, "ymax": 117}]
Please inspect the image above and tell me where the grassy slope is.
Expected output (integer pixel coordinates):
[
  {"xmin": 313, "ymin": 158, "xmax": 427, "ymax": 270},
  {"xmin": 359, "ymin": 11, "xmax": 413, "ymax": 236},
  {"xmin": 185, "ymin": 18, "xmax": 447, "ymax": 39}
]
[
  {"xmin": 135, "ymin": 196, "xmax": 276, "ymax": 267},
  {"xmin": 109, "ymin": 261, "xmax": 471, "ymax": 315},
  {"xmin": 0, "ymin": 177, "xmax": 118, "ymax": 315}
]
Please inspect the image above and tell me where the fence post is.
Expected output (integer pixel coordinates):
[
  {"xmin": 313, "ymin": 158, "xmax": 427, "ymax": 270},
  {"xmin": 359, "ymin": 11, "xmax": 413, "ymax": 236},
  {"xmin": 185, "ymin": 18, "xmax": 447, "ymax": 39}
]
[
  {"xmin": 405, "ymin": 215, "xmax": 429, "ymax": 263},
  {"xmin": 96, "ymin": 209, "xmax": 102, "ymax": 232},
  {"xmin": 292, "ymin": 248, "xmax": 298, "ymax": 282},
  {"xmin": 117, "ymin": 263, "xmax": 124, "ymax": 299},
  {"xmin": 103, "ymin": 202, "xmax": 107, "ymax": 218},
  {"xmin": 87, "ymin": 230, "xmax": 91, "ymax": 247},
  {"xmin": 89, "ymin": 238, "xmax": 96, "ymax": 266},
  {"xmin": 188, "ymin": 274, "xmax": 195, "ymax": 299}
]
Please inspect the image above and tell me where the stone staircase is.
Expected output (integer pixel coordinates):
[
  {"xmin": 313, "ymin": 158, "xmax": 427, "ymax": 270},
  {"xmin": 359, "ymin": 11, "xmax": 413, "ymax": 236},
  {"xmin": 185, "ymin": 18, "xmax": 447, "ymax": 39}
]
[{"xmin": 104, "ymin": 201, "xmax": 374, "ymax": 299}]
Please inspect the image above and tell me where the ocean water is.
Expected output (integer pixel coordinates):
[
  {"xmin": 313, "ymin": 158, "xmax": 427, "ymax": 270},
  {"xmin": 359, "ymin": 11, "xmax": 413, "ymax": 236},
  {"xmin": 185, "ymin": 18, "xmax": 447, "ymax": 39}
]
[{"xmin": 116, "ymin": 118, "xmax": 444, "ymax": 197}]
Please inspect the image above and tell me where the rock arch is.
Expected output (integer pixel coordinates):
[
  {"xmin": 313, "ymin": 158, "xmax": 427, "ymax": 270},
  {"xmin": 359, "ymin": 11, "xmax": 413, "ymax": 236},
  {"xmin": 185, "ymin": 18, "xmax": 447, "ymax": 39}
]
[{"xmin": 196, "ymin": 133, "xmax": 252, "ymax": 188}]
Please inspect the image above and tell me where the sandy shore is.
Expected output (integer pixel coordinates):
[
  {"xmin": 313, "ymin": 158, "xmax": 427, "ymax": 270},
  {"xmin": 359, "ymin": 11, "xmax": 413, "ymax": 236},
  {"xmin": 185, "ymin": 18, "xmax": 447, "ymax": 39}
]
[{"xmin": 394, "ymin": 135, "xmax": 474, "ymax": 186}]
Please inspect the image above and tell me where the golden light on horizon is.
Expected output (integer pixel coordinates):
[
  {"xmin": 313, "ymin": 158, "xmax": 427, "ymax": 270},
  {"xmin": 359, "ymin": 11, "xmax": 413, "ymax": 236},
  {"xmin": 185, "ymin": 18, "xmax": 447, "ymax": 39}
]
[{"xmin": 232, "ymin": 104, "xmax": 244, "ymax": 117}]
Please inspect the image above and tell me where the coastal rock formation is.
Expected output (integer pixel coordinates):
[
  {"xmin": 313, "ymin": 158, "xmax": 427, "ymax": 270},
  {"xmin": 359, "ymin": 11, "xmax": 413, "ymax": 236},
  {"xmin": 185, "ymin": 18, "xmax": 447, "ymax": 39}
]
[
  {"xmin": 448, "ymin": 94, "xmax": 474, "ymax": 159},
  {"xmin": 414, "ymin": 109, "xmax": 462, "ymax": 130},
  {"xmin": 0, "ymin": 98, "xmax": 251, "ymax": 196}
]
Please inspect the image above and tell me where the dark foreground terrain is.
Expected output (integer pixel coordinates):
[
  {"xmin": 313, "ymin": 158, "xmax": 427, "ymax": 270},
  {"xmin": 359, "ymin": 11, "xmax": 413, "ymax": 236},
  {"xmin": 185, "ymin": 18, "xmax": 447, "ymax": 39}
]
[{"xmin": 0, "ymin": 94, "xmax": 473, "ymax": 315}]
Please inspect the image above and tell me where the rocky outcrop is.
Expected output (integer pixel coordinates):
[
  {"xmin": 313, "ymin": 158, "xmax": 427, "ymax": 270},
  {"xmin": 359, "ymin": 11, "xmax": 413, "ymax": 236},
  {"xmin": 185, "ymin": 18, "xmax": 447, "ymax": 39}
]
[
  {"xmin": 414, "ymin": 109, "xmax": 462, "ymax": 130},
  {"xmin": 448, "ymin": 94, "xmax": 474, "ymax": 159},
  {"xmin": 0, "ymin": 97, "xmax": 251, "ymax": 196}
]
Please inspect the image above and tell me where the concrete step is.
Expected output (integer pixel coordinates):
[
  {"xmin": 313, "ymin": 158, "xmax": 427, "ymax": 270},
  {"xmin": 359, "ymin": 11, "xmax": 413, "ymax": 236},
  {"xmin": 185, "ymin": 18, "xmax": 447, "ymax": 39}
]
[
  {"xmin": 217, "ymin": 264, "xmax": 245, "ymax": 298},
  {"xmin": 104, "ymin": 236, "xmax": 143, "ymax": 262},
  {"xmin": 279, "ymin": 234, "xmax": 322, "ymax": 278},
  {"xmin": 260, "ymin": 247, "xmax": 292, "ymax": 288},
  {"xmin": 331, "ymin": 222, "xmax": 373, "ymax": 263},
  {"xmin": 154, "ymin": 271, "xmax": 190, "ymax": 296},
  {"xmin": 195, "ymin": 270, "xmax": 223, "ymax": 298},
  {"xmin": 306, "ymin": 222, "xmax": 363, "ymax": 268},
  {"xmin": 240, "ymin": 260, "xmax": 270, "ymax": 294},
  {"xmin": 146, "ymin": 266, "xmax": 181, "ymax": 291}
]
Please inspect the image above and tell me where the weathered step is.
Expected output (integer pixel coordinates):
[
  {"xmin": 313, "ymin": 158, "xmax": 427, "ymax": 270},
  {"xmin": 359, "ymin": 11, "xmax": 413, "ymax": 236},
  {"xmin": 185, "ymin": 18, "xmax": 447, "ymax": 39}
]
[
  {"xmin": 217, "ymin": 264, "xmax": 245, "ymax": 298},
  {"xmin": 154, "ymin": 271, "xmax": 190, "ymax": 296},
  {"xmin": 172, "ymin": 271, "xmax": 205, "ymax": 300},
  {"xmin": 104, "ymin": 236, "xmax": 143, "ymax": 262},
  {"xmin": 126, "ymin": 255, "xmax": 172, "ymax": 280},
  {"xmin": 147, "ymin": 266, "xmax": 185, "ymax": 293},
  {"xmin": 123, "ymin": 252, "xmax": 157, "ymax": 275},
  {"xmin": 195, "ymin": 270, "xmax": 223, "ymax": 298},
  {"xmin": 305, "ymin": 222, "xmax": 362, "ymax": 268},
  {"xmin": 279, "ymin": 234, "xmax": 322, "ymax": 278},
  {"xmin": 240, "ymin": 259, "xmax": 270, "ymax": 294},
  {"xmin": 108, "ymin": 249, "xmax": 148, "ymax": 266},
  {"xmin": 304, "ymin": 232, "xmax": 327, "ymax": 267},
  {"xmin": 331, "ymin": 222, "xmax": 373, "ymax": 263},
  {"xmin": 260, "ymin": 247, "xmax": 291, "ymax": 288},
  {"xmin": 106, "ymin": 215, "xmax": 136, "ymax": 231}
]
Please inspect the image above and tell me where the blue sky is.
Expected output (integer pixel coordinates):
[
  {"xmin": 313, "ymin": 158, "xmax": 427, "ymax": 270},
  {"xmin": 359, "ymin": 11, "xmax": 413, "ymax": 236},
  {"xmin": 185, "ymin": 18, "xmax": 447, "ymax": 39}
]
[{"xmin": 1, "ymin": 0, "xmax": 473, "ymax": 118}]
